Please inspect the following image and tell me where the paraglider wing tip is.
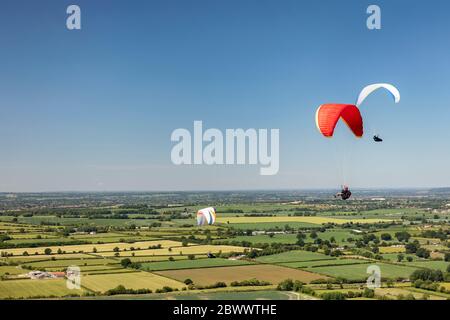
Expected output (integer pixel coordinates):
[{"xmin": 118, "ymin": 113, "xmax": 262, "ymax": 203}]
[{"xmin": 356, "ymin": 83, "xmax": 400, "ymax": 106}]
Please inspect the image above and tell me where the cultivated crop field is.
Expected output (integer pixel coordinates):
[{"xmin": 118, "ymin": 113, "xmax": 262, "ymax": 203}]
[
  {"xmin": 157, "ymin": 264, "xmax": 329, "ymax": 286},
  {"xmin": 311, "ymin": 263, "xmax": 419, "ymax": 281},
  {"xmin": 280, "ymin": 258, "xmax": 368, "ymax": 269},
  {"xmin": 22, "ymin": 258, "xmax": 118, "ymax": 269},
  {"xmin": 140, "ymin": 258, "xmax": 253, "ymax": 271},
  {"xmin": 81, "ymin": 272, "xmax": 185, "ymax": 293},
  {"xmin": 256, "ymin": 250, "xmax": 331, "ymax": 263},
  {"xmin": 0, "ymin": 279, "xmax": 85, "ymax": 299}
]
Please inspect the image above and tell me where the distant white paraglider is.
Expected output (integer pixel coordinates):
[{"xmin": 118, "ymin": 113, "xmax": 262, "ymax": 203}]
[
  {"xmin": 356, "ymin": 83, "xmax": 400, "ymax": 107},
  {"xmin": 196, "ymin": 207, "xmax": 216, "ymax": 226}
]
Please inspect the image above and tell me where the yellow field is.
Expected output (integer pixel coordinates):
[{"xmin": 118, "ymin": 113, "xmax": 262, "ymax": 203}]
[
  {"xmin": 379, "ymin": 246, "xmax": 405, "ymax": 253},
  {"xmin": 0, "ymin": 279, "xmax": 84, "ymax": 299},
  {"xmin": 157, "ymin": 264, "xmax": 328, "ymax": 286},
  {"xmin": 0, "ymin": 240, "xmax": 184, "ymax": 256},
  {"xmin": 438, "ymin": 282, "xmax": 450, "ymax": 290},
  {"xmin": 216, "ymin": 216, "xmax": 394, "ymax": 225},
  {"xmin": 0, "ymin": 225, "xmax": 43, "ymax": 232},
  {"xmin": 97, "ymin": 245, "xmax": 248, "ymax": 257},
  {"xmin": 0, "ymin": 265, "xmax": 26, "ymax": 276},
  {"xmin": 1, "ymin": 253, "xmax": 94, "ymax": 263},
  {"xmin": 81, "ymin": 271, "xmax": 185, "ymax": 293}
]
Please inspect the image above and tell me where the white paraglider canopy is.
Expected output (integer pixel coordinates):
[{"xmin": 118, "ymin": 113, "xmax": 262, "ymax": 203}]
[
  {"xmin": 196, "ymin": 207, "xmax": 216, "ymax": 226},
  {"xmin": 356, "ymin": 83, "xmax": 400, "ymax": 107}
]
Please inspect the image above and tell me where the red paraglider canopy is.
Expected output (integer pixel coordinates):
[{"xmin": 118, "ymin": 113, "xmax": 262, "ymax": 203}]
[{"xmin": 315, "ymin": 104, "xmax": 363, "ymax": 138}]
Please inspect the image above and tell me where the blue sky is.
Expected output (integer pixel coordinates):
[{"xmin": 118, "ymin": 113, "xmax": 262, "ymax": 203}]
[{"xmin": 1, "ymin": 0, "xmax": 449, "ymax": 191}]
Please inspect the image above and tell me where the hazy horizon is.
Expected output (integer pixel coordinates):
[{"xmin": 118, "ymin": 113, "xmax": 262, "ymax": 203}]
[{"xmin": 1, "ymin": 186, "xmax": 448, "ymax": 194}]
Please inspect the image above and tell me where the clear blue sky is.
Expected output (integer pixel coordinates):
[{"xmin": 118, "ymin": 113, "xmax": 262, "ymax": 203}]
[{"xmin": 1, "ymin": 0, "xmax": 449, "ymax": 191}]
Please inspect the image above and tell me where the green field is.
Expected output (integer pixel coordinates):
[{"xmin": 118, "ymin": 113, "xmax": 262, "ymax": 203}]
[
  {"xmin": 81, "ymin": 272, "xmax": 185, "ymax": 293},
  {"xmin": 1, "ymin": 253, "xmax": 94, "ymax": 264},
  {"xmin": 5, "ymin": 238, "xmax": 84, "ymax": 246},
  {"xmin": 381, "ymin": 253, "xmax": 419, "ymax": 262},
  {"xmin": 256, "ymin": 250, "xmax": 331, "ymax": 263},
  {"xmin": 23, "ymin": 258, "xmax": 118, "ymax": 268},
  {"xmin": 315, "ymin": 230, "xmax": 362, "ymax": 242},
  {"xmin": 311, "ymin": 263, "xmax": 420, "ymax": 281},
  {"xmin": 157, "ymin": 264, "xmax": 328, "ymax": 286},
  {"xmin": 280, "ymin": 258, "xmax": 368, "ymax": 269},
  {"xmin": 226, "ymin": 234, "xmax": 298, "ymax": 244},
  {"xmin": 403, "ymin": 260, "xmax": 450, "ymax": 272},
  {"xmin": 140, "ymin": 258, "xmax": 252, "ymax": 271},
  {"xmin": 0, "ymin": 265, "xmax": 26, "ymax": 276},
  {"xmin": 128, "ymin": 255, "xmax": 207, "ymax": 263},
  {"xmin": 227, "ymin": 222, "xmax": 321, "ymax": 230},
  {"xmin": 217, "ymin": 216, "xmax": 394, "ymax": 225}
]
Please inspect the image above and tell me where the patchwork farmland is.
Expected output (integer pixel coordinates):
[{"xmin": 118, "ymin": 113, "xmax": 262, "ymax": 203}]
[
  {"xmin": 0, "ymin": 190, "xmax": 449, "ymax": 300},
  {"xmin": 156, "ymin": 264, "xmax": 329, "ymax": 286}
]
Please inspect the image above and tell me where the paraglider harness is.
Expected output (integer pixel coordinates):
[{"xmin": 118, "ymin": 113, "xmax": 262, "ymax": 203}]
[
  {"xmin": 373, "ymin": 135, "xmax": 383, "ymax": 142},
  {"xmin": 335, "ymin": 186, "xmax": 352, "ymax": 200}
]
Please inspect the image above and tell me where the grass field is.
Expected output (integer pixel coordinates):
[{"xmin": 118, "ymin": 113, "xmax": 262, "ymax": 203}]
[
  {"xmin": 315, "ymin": 230, "xmax": 363, "ymax": 242},
  {"xmin": 23, "ymin": 258, "xmax": 118, "ymax": 268},
  {"xmin": 128, "ymin": 255, "xmax": 207, "ymax": 263},
  {"xmin": 57, "ymin": 264, "xmax": 121, "ymax": 272},
  {"xmin": 227, "ymin": 234, "xmax": 298, "ymax": 244},
  {"xmin": 140, "ymin": 258, "xmax": 252, "ymax": 271},
  {"xmin": 82, "ymin": 268, "xmax": 138, "ymax": 275},
  {"xmin": 255, "ymin": 250, "xmax": 331, "ymax": 263},
  {"xmin": 381, "ymin": 253, "xmax": 419, "ymax": 262},
  {"xmin": 152, "ymin": 290, "xmax": 295, "ymax": 300},
  {"xmin": 403, "ymin": 260, "xmax": 450, "ymax": 272},
  {"xmin": 237, "ymin": 229, "xmax": 363, "ymax": 245},
  {"xmin": 0, "ymin": 279, "xmax": 84, "ymax": 299},
  {"xmin": 0, "ymin": 216, "xmax": 172, "ymax": 227},
  {"xmin": 280, "ymin": 258, "xmax": 368, "ymax": 269},
  {"xmin": 217, "ymin": 216, "xmax": 394, "ymax": 225},
  {"xmin": 311, "ymin": 262, "xmax": 419, "ymax": 281},
  {"xmin": 5, "ymin": 238, "xmax": 83, "ymax": 246},
  {"xmin": 157, "ymin": 264, "xmax": 328, "ymax": 286},
  {"xmin": 1, "ymin": 253, "xmax": 95, "ymax": 265},
  {"xmin": 227, "ymin": 222, "xmax": 322, "ymax": 230},
  {"xmin": 69, "ymin": 235, "xmax": 156, "ymax": 244},
  {"xmin": 36, "ymin": 264, "xmax": 120, "ymax": 273},
  {"xmin": 0, "ymin": 265, "xmax": 26, "ymax": 276},
  {"xmin": 81, "ymin": 271, "xmax": 185, "ymax": 293}
]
